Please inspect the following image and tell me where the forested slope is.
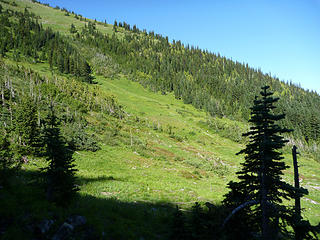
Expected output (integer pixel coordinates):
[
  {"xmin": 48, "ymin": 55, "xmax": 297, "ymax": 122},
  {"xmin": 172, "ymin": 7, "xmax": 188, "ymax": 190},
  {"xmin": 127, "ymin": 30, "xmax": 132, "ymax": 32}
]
[
  {"xmin": 1, "ymin": 0, "xmax": 320, "ymax": 146},
  {"xmin": 0, "ymin": 0, "xmax": 319, "ymax": 239},
  {"xmin": 71, "ymin": 8, "xmax": 320, "ymax": 144}
]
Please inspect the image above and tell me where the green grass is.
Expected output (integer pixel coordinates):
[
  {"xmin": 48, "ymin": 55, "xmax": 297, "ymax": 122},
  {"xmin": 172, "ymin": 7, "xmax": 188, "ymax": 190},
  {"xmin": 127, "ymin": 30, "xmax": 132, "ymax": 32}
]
[
  {"xmin": 3, "ymin": 48, "xmax": 319, "ymax": 237},
  {"xmin": 93, "ymin": 74, "xmax": 320, "ymax": 224},
  {"xmin": 7, "ymin": 0, "xmax": 122, "ymax": 37},
  {"xmin": 1, "ymin": 0, "xmax": 319, "ymax": 238}
]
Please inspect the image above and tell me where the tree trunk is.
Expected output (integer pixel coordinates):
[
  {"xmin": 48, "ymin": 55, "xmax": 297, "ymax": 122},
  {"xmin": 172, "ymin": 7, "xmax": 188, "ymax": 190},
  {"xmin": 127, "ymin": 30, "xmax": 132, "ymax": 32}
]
[
  {"xmin": 292, "ymin": 145, "xmax": 302, "ymax": 240},
  {"xmin": 261, "ymin": 170, "xmax": 271, "ymax": 240},
  {"xmin": 261, "ymin": 88, "xmax": 271, "ymax": 240},
  {"xmin": 292, "ymin": 145, "xmax": 301, "ymax": 217}
]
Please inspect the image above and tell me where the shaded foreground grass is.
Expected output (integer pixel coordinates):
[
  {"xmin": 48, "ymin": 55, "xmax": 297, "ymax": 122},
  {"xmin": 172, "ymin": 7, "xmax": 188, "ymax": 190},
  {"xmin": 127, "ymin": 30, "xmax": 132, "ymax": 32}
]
[
  {"xmin": 0, "ymin": 168, "xmax": 229, "ymax": 240},
  {"xmin": 0, "ymin": 174, "xmax": 172, "ymax": 240}
]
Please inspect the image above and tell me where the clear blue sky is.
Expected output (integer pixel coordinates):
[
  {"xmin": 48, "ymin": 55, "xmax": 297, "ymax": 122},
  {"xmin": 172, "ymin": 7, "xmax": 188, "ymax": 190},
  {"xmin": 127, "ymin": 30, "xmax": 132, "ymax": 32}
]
[{"xmin": 46, "ymin": 0, "xmax": 320, "ymax": 93}]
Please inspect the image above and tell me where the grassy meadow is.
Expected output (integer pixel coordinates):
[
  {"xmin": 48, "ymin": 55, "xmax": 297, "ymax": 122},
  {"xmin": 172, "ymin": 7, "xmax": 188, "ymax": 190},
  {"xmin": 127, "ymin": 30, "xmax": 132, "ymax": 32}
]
[{"xmin": 0, "ymin": 0, "xmax": 319, "ymax": 239}]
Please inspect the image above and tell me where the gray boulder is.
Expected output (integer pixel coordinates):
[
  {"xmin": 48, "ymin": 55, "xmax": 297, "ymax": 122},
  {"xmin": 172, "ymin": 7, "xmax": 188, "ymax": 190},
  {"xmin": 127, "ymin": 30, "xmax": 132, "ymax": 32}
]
[
  {"xmin": 52, "ymin": 222, "xmax": 74, "ymax": 240},
  {"xmin": 37, "ymin": 219, "xmax": 54, "ymax": 234}
]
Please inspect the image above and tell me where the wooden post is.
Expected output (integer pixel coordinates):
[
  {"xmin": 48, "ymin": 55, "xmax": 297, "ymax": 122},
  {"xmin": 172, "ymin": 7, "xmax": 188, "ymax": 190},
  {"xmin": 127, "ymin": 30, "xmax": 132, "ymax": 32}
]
[
  {"xmin": 292, "ymin": 145, "xmax": 302, "ymax": 240},
  {"xmin": 292, "ymin": 145, "xmax": 301, "ymax": 217}
]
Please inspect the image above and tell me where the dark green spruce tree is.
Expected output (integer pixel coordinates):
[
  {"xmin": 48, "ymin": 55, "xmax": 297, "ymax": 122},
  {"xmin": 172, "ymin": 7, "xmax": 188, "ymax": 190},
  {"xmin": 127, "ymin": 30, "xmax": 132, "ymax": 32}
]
[
  {"xmin": 0, "ymin": 131, "xmax": 17, "ymax": 186},
  {"xmin": 14, "ymin": 96, "xmax": 40, "ymax": 155},
  {"xmin": 223, "ymin": 86, "xmax": 307, "ymax": 239},
  {"xmin": 80, "ymin": 60, "xmax": 92, "ymax": 83},
  {"xmin": 43, "ymin": 104, "xmax": 78, "ymax": 206}
]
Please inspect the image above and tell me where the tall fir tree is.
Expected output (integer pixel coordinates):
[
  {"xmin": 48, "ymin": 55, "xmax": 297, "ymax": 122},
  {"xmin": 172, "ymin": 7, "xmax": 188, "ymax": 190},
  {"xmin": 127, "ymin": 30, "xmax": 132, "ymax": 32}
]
[
  {"xmin": 43, "ymin": 104, "xmax": 78, "ymax": 206},
  {"xmin": 223, "ymin": 86, "xmax": 305, "ymax": 239},
  {"xmin": 57, "ymin": 52, "xmax": 64, "ymax": 73},
  {"xmin": 80, "ymin": 60, "xmax": 92, "ymax": 83}
]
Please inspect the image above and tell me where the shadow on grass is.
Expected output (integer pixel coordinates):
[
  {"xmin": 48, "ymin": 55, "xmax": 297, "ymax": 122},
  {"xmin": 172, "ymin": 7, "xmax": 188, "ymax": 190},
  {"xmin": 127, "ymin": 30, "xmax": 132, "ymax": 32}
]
[
  {"xmin": 77, "ymin": 175, "xmax": 126, "ymax": 185},
  {"xmin": 0, "ymin": 168, "xmax": 230, "ymax": 240}
]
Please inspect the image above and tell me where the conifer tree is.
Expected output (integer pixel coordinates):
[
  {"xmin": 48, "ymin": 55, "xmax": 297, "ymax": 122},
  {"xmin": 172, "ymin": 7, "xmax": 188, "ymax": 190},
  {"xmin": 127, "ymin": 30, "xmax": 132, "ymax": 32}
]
[
  {"xmin": 0, "ymin": 131, "xmax": 16, "ymax": 186},
  {"xmin": 63, "ymin": 56, "xmax": 69, "ymax": 74},
  {"xmin": 69, "ymin": 56, "xmax": 74, "ymax": 74},
  {"xmin": 14, "ymin": 96, "xmax": 40, "ymax": 155},
  {"xmin": 113, "ymin": 20, "xmax": 117, "ymax": 32},
  {"xmin": 80, "ymin": 60, "xmax": 92, "ymax": 83},
  {"xmin": 223, "ymin": 86, "xmax": 301, "ymax": 239},
  {"xmin": 43, "ymin": 104, "xmax": 78, "ymax": 206},
  {"xmin": 57, "ymin": 53, "xmax": 64, "ymax": 73},
  {"xmin": 69, "ymin": 23, "xmax": 77, "ymax": 34},
  {"xmin": 48, "ymin": 49, "xmax": 53, "ymax": 68},
  {"xmin": 309, "ymin": 113, "xmax": 320, "ymax": 142}
]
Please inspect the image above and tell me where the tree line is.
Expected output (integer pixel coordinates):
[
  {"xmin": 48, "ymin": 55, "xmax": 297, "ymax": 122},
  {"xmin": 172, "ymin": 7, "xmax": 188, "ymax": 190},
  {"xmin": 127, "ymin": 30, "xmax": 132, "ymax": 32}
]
[{"xmin": 0, "ymin": 6, "xmax": 93, "ymax": 83}]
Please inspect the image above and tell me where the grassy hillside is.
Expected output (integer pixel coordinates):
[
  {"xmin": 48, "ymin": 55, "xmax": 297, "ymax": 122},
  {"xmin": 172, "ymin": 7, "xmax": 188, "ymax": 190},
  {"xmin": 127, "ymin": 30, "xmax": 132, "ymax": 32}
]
[
  {"xmin": 81, "ymin": 75, "xmax": 320, "ymax": 221},
  {"xmin": 0, "ymin": 0, "xmax": 319, "ymax": 239}
]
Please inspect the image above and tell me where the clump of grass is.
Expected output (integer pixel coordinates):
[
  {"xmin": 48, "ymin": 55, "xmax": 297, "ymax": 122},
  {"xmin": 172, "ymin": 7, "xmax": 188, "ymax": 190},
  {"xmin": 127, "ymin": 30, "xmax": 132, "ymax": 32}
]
[{"xmin": 180, "ymin": 170, "xmax": 200, "ymax": 180}]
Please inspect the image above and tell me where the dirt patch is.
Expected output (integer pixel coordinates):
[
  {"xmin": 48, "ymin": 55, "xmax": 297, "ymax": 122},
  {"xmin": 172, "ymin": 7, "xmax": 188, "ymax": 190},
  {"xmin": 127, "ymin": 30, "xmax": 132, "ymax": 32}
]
[
  {"xmin": 152, "ymin": 146, "xmax": 175, "ymax": 159},
  {"xmin": 180, "ymin": 170, "xmax": 200, "ymax": 180},
  {"xmin": 178, "ymin": 142, "xmax": 214, "ymax": 157},
  {"xmin": 101, "ymin": 191, "xmax": 120, "ymax": 197}
]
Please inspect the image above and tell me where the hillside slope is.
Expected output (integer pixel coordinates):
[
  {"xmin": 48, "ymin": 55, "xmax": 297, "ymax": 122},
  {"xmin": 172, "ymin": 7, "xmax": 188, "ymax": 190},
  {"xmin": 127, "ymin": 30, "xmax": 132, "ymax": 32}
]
[
  {"xmin": 0, "ymin": 0, "xmax": 319, "ymax": 239},
  {"xmin": 2, "ymin": 0, "xmax": 320, "ymax": 146}
]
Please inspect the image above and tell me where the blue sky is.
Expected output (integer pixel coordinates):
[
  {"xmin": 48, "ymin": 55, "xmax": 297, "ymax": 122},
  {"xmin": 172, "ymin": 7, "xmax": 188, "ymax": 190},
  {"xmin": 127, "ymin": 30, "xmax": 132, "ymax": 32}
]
[{"xmin": 46, "ymin": 0, "xmax": 320, "ymax": 93}]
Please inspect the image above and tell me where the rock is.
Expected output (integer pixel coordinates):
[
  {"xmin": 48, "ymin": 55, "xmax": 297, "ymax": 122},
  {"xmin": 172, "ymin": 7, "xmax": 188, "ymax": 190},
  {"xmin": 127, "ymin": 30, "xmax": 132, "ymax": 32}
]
[
  {"xmin": 66, "ymin": 215, "xmax": 86, "ymax": 227},
  {"xmin": 36, "ymin": 219, "xmax": 54, "ymax": 234},
  {"xmin": 52, "ymin": 222, "xmax": 74, "ymax": 240}
]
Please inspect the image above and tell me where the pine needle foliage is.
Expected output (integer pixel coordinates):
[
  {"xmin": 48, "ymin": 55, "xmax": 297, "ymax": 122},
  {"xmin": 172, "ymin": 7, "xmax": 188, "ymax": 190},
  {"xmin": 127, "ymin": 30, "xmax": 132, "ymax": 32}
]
[
  {"xmin": 0, "ymin": 131, "xmax": 18, "ymax": 186},
  {"xmin": 223, "ymin": 86, "xmax": 300, "ymax": 239},
  {"xmin": 14, "ymin": 96, "xmax": 41, "ymax": 155},
  {"xmin": 42, "ymin": 104, "xmax": 78, "ymax": 206}
]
